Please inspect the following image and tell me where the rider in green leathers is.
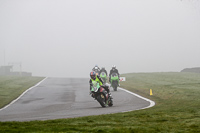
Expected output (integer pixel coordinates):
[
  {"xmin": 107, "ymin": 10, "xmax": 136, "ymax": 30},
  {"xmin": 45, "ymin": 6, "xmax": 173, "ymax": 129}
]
[
  {"xmin": 99, "ymin": 67, "xmax": 107, "ymax": 76},
  {"xmin": 99, "ymin": 67, "xmax": 108, "ymax": 84},
  {"xmin": 109, "ymin": 65, "xmax": 120, "ymax": 84}
]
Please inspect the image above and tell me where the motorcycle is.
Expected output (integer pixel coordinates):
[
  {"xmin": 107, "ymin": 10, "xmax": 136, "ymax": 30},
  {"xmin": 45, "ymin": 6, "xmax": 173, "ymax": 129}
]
[
  {"xmin": 110, "ymin": 73, "xmax": 119, "ymax": 91},
  {"xmin": 90, "ymin": 81, "xmax": 113, "ymax": 107},
  {"xmin": 100, "ymin": 72, "xmax": 107, "ymax": 85}
]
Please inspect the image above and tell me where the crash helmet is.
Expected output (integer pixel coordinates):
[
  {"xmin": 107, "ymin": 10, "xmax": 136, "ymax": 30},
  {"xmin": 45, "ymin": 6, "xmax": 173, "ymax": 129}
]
[
  {"xmin": 112, "ymin": 65, "xmax": 116, "ymax": 69},
  {"xmin": 90, "ymin": 71, "xmax": 96, "ymax": 80}
]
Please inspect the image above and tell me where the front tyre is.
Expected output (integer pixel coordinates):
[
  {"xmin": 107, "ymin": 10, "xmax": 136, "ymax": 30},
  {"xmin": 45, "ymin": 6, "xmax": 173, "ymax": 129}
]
[
  {"xmin": 113, "ymin": 81, "xmax": 118, "ymax": 91},
  {"xmin": 108, "ymin": 99, "xmax": 113, "ymax": 107},
  {"xmin": 97, "ymin": 94, "xmax": 106, "ymax": 107}
]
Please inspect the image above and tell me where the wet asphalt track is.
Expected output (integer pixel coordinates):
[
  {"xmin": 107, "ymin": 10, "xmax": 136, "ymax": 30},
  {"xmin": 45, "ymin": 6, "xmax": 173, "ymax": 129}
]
[{"xmin": 0, "ymin": 78, "xmax": 152, "ymax": 122}]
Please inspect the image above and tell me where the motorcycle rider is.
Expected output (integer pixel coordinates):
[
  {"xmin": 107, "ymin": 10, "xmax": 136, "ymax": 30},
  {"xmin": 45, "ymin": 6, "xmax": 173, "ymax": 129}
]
[
  {"xmin": 92, "ymin": 64, "xmax": 100, "ymax": 72},
  {"xmin": 109, "ymin": 65, "xmax": 120, "ymax": 84},
  {"xmin": 89, "ymin": 71, "xmax": 112, "ymax": 98},
  {"xmin": 99, "ymin": 67, "xmax": 107, "ymax": 76}
]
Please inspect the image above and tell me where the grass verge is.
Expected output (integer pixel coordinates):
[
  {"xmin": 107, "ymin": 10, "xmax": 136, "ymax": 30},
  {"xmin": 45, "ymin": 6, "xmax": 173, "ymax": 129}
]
[
  {"xmin": 0, "ymin": 76, "xmax": 45, "ymax": 108},
  {"xmin": 0, "ymin": 72, "xmax": 200, "ymax": 133}
]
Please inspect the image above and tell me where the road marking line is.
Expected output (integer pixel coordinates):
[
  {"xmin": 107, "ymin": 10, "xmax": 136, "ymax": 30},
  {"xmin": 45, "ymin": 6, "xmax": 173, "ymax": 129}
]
[
  {"xmin": 111, "ymin": 87, "xmax": 155, "ymax": 112},
  {"xmin": 0, "ymin": 77, "xmax": 48, "ymax": 112},
  {"xmin": 118, "ymin": 87, "xmax": 155, "ymax": 112},
  {"xmin": 108, "ymin": 83, "xmax": 155, "ymax": 110}
]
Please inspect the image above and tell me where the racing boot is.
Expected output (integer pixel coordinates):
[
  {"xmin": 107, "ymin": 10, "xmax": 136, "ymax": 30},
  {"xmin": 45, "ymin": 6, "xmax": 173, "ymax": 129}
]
[{"xmin": 90, "ymin": 91, "xmax": 96, "ymax": 100}]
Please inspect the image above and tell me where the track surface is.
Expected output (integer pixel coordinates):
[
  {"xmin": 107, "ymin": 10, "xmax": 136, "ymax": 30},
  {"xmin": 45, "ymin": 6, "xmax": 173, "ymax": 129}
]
[{"xmin": 0, "ymin": 78, "xmax": 151, "ymax": 122}]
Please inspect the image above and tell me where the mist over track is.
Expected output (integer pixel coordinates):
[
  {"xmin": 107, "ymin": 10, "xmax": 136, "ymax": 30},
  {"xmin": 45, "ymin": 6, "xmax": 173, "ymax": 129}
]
[{"xmin": 0, "ymin": 78, "xmax": 153, "ymax": 122}]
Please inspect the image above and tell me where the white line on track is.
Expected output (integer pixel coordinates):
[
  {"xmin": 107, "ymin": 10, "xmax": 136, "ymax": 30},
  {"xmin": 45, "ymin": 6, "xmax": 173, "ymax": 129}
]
[
  {"xmin": 118, "ymin": 87, "xmax": 155, "ymax": 112},
  {"xmin": 0, "ymin": 77, "xmax": 48, "ymax": 112}
]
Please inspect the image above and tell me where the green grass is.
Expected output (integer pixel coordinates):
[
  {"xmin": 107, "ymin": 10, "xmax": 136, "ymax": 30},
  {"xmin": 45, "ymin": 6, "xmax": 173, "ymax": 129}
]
[
  {"xmin": 0, "ymin": 72, "xmax": 200, "ymax": 133},
  {"xmin": 0, "ymin": 76, "xmax": 45, "ymax": 108}
]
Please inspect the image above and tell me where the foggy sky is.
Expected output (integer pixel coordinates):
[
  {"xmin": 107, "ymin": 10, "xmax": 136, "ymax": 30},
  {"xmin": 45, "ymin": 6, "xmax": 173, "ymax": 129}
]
[{"xmin": 1, "ymin": 0, "xmax": 200, "ymax": 78}]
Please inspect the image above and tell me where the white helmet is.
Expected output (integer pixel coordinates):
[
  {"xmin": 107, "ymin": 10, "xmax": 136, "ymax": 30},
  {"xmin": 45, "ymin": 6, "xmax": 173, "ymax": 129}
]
[{"xmin": 112, "ymin": 65, "xmax": 116, "ymax": 69}]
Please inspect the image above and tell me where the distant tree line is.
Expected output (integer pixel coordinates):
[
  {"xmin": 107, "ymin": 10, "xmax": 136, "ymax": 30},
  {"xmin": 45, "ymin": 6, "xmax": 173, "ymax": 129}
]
[{"xmin": 181, "ymin": 67, "xmax": 200, "ymax": 73}]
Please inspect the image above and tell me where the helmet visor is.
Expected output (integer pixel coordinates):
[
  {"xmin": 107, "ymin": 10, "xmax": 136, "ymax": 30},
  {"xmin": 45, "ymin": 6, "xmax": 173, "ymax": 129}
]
[{"xmin": 91, "ymin": 75, "xmax": 96, "ymax": 79}]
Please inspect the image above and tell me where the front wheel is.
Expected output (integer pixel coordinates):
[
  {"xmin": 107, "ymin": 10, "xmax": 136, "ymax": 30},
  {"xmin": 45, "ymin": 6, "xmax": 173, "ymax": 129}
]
[
  {"xmin": 108, "ymin": 99, "xmax": 113, "ymax": 107},
  {"xmin": 112, "ymin": 81, "xmax": 118, "ymax": 91},
  {"xmin": 96, "ymin": 94, "xmax": 106, "ymax": 107}
]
